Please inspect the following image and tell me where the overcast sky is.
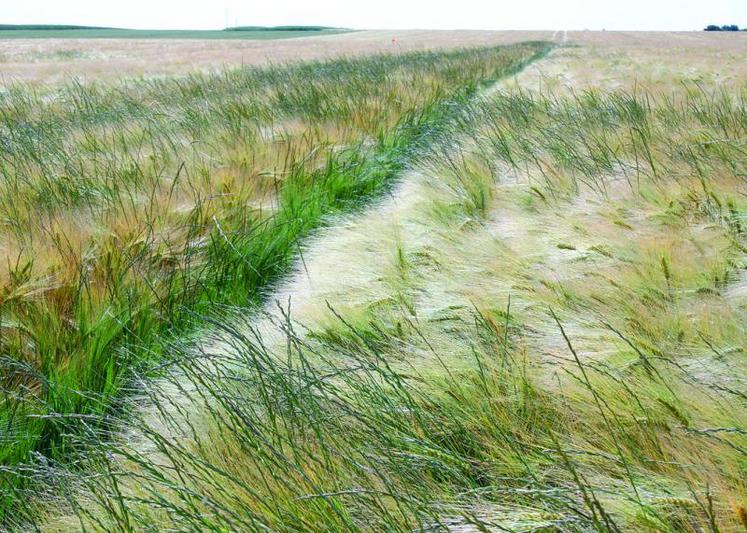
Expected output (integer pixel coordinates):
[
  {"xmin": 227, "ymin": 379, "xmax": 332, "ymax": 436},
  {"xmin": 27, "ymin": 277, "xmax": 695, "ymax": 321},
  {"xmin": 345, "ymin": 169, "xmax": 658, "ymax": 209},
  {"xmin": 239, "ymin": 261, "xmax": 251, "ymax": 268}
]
[{"xmin": 2, "ymin": 0, "xmax": 746, "ymax": 31}]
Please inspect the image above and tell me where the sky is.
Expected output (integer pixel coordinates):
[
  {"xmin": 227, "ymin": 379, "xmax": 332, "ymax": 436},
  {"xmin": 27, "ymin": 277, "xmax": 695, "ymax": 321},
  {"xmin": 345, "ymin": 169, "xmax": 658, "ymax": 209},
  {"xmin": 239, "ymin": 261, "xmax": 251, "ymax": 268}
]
[{"xmin": 1, "ymin": 0, "xmax": 746, "ymax": 31}]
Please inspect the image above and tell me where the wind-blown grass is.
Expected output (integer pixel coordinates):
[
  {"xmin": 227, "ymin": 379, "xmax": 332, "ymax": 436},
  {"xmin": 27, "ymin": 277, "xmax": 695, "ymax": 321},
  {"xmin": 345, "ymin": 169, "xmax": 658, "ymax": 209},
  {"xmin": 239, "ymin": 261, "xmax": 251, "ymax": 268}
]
[
  {"xmin": 24, "ymin": 81, "xmax": 746, "ymax": 531},
  {"xmin": 0, "ymin": 42, "xmax": 551, "ymax": 519},
  {"xmin": 6, "ymin": 35, "xmax": 745, "ymax": 532}
]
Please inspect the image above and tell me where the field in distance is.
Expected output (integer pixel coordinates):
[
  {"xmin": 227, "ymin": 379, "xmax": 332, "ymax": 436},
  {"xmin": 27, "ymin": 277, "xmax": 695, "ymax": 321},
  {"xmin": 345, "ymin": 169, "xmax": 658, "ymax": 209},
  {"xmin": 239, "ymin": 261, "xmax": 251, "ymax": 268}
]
[
  {"xmin": 0, "ymin": 30, "xmax": 553, "ymax": 83},
  {"xmin": 0, "ymin": 24, "xmax": 348, "ymax": 40},
  {"xmin": 1, "ymin": 29, "xmax": 746, "ymax": 85}
]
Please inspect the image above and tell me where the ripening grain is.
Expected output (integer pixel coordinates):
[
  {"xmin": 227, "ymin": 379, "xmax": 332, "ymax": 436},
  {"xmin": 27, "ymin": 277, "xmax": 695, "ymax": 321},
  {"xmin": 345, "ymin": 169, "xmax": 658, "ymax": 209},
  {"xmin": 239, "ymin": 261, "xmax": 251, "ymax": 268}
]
[{"xmin": 3, "ymin": 31, "xmax": 746, "ymax": 533}]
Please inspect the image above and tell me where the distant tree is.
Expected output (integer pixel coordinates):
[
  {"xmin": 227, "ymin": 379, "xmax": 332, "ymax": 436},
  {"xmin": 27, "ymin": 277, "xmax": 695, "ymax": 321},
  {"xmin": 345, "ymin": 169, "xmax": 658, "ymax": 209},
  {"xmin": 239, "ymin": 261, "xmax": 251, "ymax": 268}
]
[{"xmin": 704, "ymin": 24, "xmax": 741, "ymax": 31}]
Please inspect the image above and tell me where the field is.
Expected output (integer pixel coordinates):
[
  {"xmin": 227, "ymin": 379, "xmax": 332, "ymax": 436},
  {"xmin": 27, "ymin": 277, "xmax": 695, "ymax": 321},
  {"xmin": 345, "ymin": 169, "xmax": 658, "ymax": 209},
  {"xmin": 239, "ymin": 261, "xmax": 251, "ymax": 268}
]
[
  {"xmin": 0, "ymin": 30, "xmax": 552, "ymax": 83},
  {"xmin": 0, "ymin": 27, "xmax": 347, "ymax": 40},
  {"xmin": 1, "ymin": 29, "xmax": 747, "ymax": 531}
]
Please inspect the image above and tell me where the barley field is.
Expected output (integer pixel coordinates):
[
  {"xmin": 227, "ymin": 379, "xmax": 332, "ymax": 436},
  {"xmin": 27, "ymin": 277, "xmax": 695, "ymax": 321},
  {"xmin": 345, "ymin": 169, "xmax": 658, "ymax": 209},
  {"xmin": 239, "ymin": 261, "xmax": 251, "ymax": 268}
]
[{"xmin": 1, "ymin": 30, "xmax": 746, "ymax": 531}]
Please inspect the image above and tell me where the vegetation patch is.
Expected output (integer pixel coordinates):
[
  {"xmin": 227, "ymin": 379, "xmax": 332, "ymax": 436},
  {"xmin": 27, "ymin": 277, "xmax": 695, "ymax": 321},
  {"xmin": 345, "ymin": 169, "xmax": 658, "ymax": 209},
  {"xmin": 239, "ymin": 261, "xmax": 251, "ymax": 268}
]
[
  {"xmin": 4, "ymin": 30, "xmax": 745, "ymax": 532},
  {"xmin": 31, "ymin": 77, "xmax": 746, "ymax": 531},
  {"xmin": 0, "ymin": 42, "xmax": 550, "ymax": 522},
  {"xmin": 0, "ymin": 25, "xmax": 350, "ymax": 40}
]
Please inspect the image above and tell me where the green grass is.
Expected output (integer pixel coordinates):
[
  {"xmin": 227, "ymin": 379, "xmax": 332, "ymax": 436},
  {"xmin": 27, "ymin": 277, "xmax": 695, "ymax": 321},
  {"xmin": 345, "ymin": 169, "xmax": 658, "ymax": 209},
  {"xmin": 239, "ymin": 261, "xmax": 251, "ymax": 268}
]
[
  {"xmin": 0, "ymin": 25, "xmax": 349, "ymax": 40},
  {"xmin": 225, "ymin": 25, "xmax": 341, "ymax": 32},
  {"xmin": 0, "ymin": 42, "xmax": 551, "ymax": 524}
]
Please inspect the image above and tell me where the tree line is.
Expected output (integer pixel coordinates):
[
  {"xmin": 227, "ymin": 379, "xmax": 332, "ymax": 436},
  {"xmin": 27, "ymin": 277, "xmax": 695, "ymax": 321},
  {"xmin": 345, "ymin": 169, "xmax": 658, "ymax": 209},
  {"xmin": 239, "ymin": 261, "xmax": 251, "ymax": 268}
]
[{"xmin": 704, "ymin": 24, "xmax": 744, "ymax": 31}]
